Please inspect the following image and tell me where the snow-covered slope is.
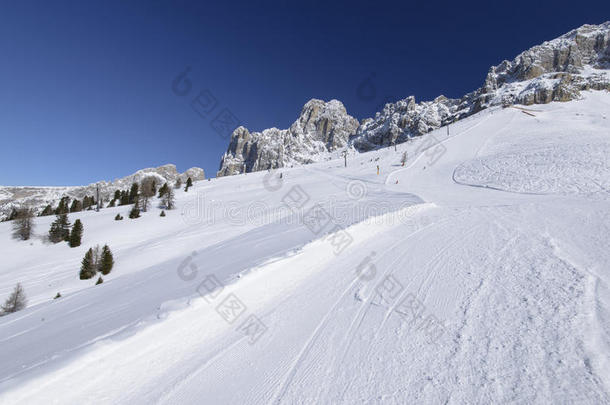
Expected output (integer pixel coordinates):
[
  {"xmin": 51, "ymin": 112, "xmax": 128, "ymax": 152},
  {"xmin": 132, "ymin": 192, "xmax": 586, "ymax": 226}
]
[
  {"xmin": 0, "ymin": 91, "xmax": 609, "ymax": 403},
  {"xmin": 0, "ymin": 164, "xmax": 205, "ymax": 221}
]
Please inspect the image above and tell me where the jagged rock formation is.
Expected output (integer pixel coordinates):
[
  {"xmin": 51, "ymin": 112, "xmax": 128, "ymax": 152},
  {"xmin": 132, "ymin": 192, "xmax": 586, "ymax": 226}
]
[
  {"xmin": 0, "ymin": 164, "xmax": 204, "ymax": 220},
  {"xmin": 353, "ymin": 22, "xmax": 610, "ymax": 150},
  {"xmin": 217, "ymin": 99, "xmax": 359, "ymax": 176},
  {"xmin": 219, "ymin": 22, "xmax": 610, "ymax": 167}
]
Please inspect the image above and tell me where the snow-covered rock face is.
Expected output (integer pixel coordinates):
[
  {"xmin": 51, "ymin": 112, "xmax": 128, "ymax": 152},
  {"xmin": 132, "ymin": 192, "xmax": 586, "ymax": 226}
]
[
  {"xmin": 0, "ymin": 164, "xmax": 205, "ymax": 220},
  {"xmin": 353, "ymin": 22, "xmax": 610, "ymax": 151},
  {"xmin": 219, "ymin": 22, "xmax": 610, "ymax": 161},
  {"xmin": 217, "ymin": 99, "xmax": 359, "ymax": 176}
]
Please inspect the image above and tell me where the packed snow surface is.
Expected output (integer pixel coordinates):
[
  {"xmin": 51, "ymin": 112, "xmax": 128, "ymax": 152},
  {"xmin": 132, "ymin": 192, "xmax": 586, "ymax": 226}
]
[{"xmin": 0, "ymin": 92, "xmax": 609, "ymax": 404}]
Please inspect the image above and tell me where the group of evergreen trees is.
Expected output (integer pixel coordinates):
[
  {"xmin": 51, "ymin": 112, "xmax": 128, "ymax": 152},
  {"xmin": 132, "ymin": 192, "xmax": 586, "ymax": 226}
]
[
  {"xmin": 5, "ymin": 176, "xmax": 191, "ymax": 238},
  {"xmin": 48, "ymin": 215, "xmax": 83, "ymax": 247},
  {"xmin": 122, "ymin": 177, "xmax": 179, "ymax": 220},
  {"xmin": 38, "ymin": 195, "xmax": 99, "ymax": 218},
  {"xmin": 79, "ymin": 244, "xmax": 114, "ymax": 282}
]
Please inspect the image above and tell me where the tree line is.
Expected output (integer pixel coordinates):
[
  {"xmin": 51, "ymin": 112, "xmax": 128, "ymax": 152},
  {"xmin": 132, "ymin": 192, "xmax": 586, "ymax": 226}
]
[{"xmin": 7, "ymin": 176, "xmax": 191, "ymax": 238}]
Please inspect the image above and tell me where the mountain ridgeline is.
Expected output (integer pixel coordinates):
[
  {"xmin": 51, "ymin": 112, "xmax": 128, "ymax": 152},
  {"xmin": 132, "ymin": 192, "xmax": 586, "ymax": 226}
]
[
  {"xmin": 217, "ymin": 22, "xmax": 610, "ymax": 176},
  {"xmin": 0, "ymin": 164, "xmax": 204, "ymax": 220}
]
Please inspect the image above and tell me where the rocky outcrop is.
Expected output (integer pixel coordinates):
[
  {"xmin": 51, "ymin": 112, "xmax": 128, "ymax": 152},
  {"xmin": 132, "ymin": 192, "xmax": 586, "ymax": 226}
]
[
  {"xmin": 219, "ymin": 22, "xmax": 610, "ymax": 172},
  {"xmin": 353, "ymin": 22, "xmax": 610, "ymax": 150},
  {"xmin": 0, "ymin": 164, "xmax": 204, "ymax": 220},
  {"xmin": 217, "ymin": 99, "xmax": 359, "ymax": 176}
]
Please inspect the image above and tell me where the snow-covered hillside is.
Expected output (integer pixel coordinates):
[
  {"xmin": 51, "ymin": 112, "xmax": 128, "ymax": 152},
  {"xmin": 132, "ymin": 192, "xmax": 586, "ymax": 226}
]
[
  {"xmin": 0, "ymin": 164, "xmax": 205, "ymax": 221},
  {"xmin": 0, "ymin": 92, "xmax": 609, "ymax": 403}
]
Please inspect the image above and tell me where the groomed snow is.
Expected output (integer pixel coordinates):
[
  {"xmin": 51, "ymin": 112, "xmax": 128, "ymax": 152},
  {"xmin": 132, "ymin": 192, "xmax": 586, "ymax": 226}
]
[{"xmin": 0, "ymin": 91, "xmax": 609, "ymax": 404}]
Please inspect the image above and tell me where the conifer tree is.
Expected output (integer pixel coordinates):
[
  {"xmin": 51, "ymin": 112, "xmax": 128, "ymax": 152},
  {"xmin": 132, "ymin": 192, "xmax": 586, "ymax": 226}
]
[
  {"xmin": 128, "ymin": 183, "xmax": 139, "ymax": 204},
  {"xmin": 114, "ymin": 190, "xmax": 122, "ymax": 201},
  {"xmin": 12, "ymin": 208, "xmax": 34, "ymax": 241},
  {"xmin": 129, "ymin": 201, "xmax": 140, "ymax": 219},
  {"xmin": 174, "ymin": 178, "xmax": 182, "ymax": 189},
  {"xmin": 185, "ymin": 177, "xmax": 193, "ymax": 192},
  {"xmin": 49, "ymin": 214, "xmax": 71, "ymax": 243},
  {"xmin": 160, "ymin": 210, "xmax": 166, "ymax": 217},
  {"xmin": 70, "ymin": 199, "xmax": 83, "ymax": 213},
  {"xmin": 69, "ymin": 219, "xmax": 83, "ymax": 247},
  {"xmin": 96, "ymin": 276, "xmax": 104, "ymax": 285},
  {"xmin": 120, "ymin": 190, "xmax": 129, "ymax": 206},
  {"xmin": 79, "ymin": 248, "xmax": 96, "ymax": 280},
  {"xmin": 40, "ymin": 204, "xmax": 54, "ymax": 216},
  {"xmin": 108, "ymin": 199, "xmax": 116, "ymax": 208},
  {"xmin": 55, "ymin": 197, "xmax": 70, "ymax": 215},
  {"xmin": 114, "ymin": 213, "xmax": 123, "ymax": 221},
  {"xmin": 158, "ymin": 183, "xmax": 169, "ymax": 198},
  {"xmin": 99, "ymin": 245, "xmax": 114, "ymax": 275},
  {"xmin": 0, "ymin": 283, "xmax": 27, "ymax": 315}
]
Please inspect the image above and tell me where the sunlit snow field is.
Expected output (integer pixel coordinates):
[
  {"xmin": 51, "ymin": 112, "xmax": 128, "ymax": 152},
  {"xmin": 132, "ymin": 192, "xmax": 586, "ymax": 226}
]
[{"xmin": 1, "ymin": 92, "xmax": 609, "ymax": 404}]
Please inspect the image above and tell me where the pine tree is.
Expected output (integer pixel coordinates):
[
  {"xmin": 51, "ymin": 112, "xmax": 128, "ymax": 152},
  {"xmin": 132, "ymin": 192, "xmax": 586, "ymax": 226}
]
[
  {"xmin": 114, "ymin": 190, "xmax": 122, "ymax": 201},
  {"xmin": 0, "ymin": 283, "xmax": 27, "ymax": 315},
  {"xmin": 69, "ymin": 219, "xmax": 83, "ymax": 247},
  {"xmin": 55, "ymin": 197, "xmax": 70, "ymax": 215},
  {"xmin": 99, "ymin": 245, "xmax": 114, "ymax": 275},
  {"xmin": 114, "ymin": 213, "xmax": 123, "ymax": 221},
  {"xmin": 128, "ymin": 183, "xmax": 139, "ymax": 204},
  {"xmin": 79, "ymin": 248, "xmax": 96, "ymax": 280},
  {"xmin": 40, "ymin": 204, "xmax": 54, "ymax": 216},
  {"xmin": 160, "ymin": 210, "xmax": 166, "ymax": 217},
  {"xmin": 174, "ymin": 178, "xmax": 182, "ymax": 189},
  {"xmin": 158, "ymin": 183, "xmax": 169, "ymax": 198},
  {"xmin": 70, "ymin": 199, "xmax": 83, "ymax": 213},
  {"xmin": 120, "ymin": 190, "xmax": 129, "ymax": 206},
  {"xmin": 129, "ymin": 202, "xmax": 140, "ymax": 219},
  {"xmin": 185, "ymin": 177, "xmax": 193, "ymax": 192},
  {"xmin": 96, "ymin": 276, "xmax": 104, "ymax": 285},
  {"xmin": 49, "ymin": 214, "xmax": 71, "ymax": 243},
  {"xmin": 12, "ymin": 208, "xmax": 34, "ymax": 241},
  {"xmin": 82, "ymin": 196, "xmax": 92, "ymax": 210},
  {"xmin": 108, "ymin": 199, "xmax": 116, "ymax": 208}
]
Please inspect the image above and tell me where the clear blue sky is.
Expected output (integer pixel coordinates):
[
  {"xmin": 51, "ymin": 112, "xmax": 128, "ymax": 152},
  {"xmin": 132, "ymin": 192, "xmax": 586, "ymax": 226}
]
[{"xmin": 0, "ymin": 0, "xmax": 608, "ymax": 185}]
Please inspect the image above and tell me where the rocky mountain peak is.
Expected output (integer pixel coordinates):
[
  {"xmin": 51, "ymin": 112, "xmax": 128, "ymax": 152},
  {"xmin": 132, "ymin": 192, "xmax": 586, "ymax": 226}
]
[
  {"xmin": 217, "ymin": 99, "xmax": 358, "ymax": 177},
  {"xmin": 218, "ymin": 22, "xmax": 610, "ymax": 172}
]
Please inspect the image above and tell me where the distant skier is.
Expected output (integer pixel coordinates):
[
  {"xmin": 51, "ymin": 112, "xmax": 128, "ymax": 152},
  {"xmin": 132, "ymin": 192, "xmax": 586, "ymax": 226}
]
[{"xmin": 376, "ymin": 165, "xmax": 380, "ymax": 175}]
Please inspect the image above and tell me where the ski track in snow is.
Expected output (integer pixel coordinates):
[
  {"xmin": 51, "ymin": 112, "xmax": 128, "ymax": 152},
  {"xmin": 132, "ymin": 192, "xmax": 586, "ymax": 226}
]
[{"xmin": 1, "ymin": 92, "xmax": 610, "ymax": 404}]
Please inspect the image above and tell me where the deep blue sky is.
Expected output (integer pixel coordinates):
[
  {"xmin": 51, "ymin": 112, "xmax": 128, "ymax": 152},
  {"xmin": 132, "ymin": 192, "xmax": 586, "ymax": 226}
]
[{"xmin": 1, "ymin": 1, "xmax": 608, "ymax": 185}]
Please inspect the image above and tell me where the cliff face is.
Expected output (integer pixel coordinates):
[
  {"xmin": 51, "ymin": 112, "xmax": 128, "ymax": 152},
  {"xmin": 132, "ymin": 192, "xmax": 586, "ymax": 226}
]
[
  {"xmin": 219, "ymin": 22, "xmax": 610, "ymax": 173},
  {"xmin": 217, "ymin": 99, "xmax": 359, "ymax": 177},
  {"xmin": 353, "ymin": 22, "xmax": 610, "ymax": 151}
]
